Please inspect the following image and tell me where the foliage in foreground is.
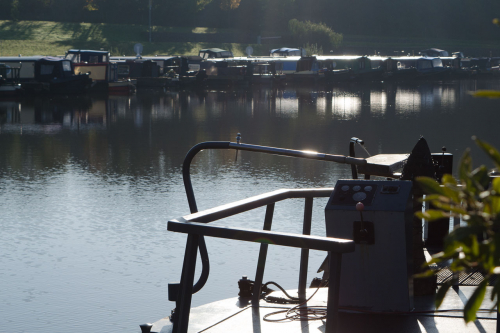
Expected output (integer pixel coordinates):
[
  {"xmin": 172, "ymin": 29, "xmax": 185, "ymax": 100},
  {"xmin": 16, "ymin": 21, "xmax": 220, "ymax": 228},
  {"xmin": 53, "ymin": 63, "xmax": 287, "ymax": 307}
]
[{"xmin": 416, "ymin": 137, "xmax": 500, "ymax": 322}]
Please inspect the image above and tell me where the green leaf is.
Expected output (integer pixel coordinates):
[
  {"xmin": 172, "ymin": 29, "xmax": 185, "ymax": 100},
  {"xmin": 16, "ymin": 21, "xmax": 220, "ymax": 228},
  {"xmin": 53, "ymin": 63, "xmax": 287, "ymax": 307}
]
[
  {"xmin": 475, "ymin": 137, "xmax": 500, "ymax": 170},
  {"xmin": 414, "ymin": 269, "xmax": 437, "ymax": 278},
  {"xmin": 442, "ymin": 174, "xmax": 458, "ymax": 186},
  {"xmin": 421, "ymin": 194, "xmax": 450, "ymax": 203},
  {"xmin": 471, "ymin": 165, "xmax": 491, "ymax": 190},
  {"xmin": 492, "ymin": 178, "xmax": 500, "ymax": 215},
  {"xmin": 429, "ymin": 201, "xmax": 467, "ymax": 215},
  {"xmin": 471, "ymin": 236, "xmax": 480, "ymax": 257},
  {"xmin": 416, "ymin": 209, "xmax": 450, "ymax": 221},
  {"xmin": 464, "ymin": 280, "xmax": 488, "ymax": 322},
  {"xmin": 416, "ymin": 177, "xmax": 445, "ymax": 195},
  {"xmin": 459, "ymin": 149, "xmax": 472, "ymax": 185},
  {"xmin": 435, "ymin": 281, "xmax": 453, "ymax": 309},
  {"xmin": 447, "ymin": 226, "xmax": 485, "ymax": 244}
]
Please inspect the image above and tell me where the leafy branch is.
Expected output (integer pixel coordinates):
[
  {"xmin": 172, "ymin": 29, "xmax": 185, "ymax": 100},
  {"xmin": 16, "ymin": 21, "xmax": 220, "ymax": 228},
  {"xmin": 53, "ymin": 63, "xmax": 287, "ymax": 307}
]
[{"xmin": 416, "ymin": 137, "xmax": 500, "ymax": 322}]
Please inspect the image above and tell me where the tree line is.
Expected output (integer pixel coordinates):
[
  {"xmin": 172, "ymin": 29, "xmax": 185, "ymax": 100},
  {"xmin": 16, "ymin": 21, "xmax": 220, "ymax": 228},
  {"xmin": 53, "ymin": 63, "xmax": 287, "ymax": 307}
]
[{"xmin": 1, "ymin": 0, "xmax": 499, "ymax": 42}]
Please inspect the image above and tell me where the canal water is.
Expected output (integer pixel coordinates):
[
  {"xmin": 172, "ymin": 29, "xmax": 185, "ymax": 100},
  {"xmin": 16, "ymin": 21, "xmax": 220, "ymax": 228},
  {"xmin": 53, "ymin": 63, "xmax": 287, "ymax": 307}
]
[{"xmin": 1, "ymin": 80, "xmax": 500, "ymax": 332}]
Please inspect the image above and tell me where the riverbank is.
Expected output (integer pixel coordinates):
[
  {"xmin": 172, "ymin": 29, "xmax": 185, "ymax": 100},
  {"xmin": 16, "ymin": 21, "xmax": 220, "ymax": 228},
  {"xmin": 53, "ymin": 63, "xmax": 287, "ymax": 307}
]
[{"xmin": 1, "ymin": 20, "xmax": 500, "ymax": 57}]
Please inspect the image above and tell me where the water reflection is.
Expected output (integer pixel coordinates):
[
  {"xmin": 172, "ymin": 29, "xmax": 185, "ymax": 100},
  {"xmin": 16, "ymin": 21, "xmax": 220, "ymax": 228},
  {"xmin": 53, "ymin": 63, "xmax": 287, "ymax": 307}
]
[
  {"xmin": 2, "ymin": 81, "xmax": 500, "ymax": 171},
  {"xmin": 0, "ymin": 80, "xmax": 496, "ymax": 125},
  {"xmin": 2, "ymin": 80, "xmax": 500, "ymax": 333}
]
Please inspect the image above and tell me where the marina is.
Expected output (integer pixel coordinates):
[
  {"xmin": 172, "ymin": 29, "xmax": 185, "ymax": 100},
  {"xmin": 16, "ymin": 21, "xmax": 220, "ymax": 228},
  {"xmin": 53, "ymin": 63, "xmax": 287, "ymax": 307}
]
[
  {"xmin": 2, "ymin": 80, "xmax": 500, "ymax": 333},
  {"xmin": 1, "ymin": 47, "xmax": 500, "ymax": 96}
]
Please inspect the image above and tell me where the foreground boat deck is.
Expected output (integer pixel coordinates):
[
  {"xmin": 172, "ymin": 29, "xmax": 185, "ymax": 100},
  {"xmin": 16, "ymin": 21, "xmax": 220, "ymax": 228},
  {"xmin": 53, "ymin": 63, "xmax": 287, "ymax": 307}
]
[{"xmin": 152, "ymin": 286, "xmax": 498, "ymax": 333}]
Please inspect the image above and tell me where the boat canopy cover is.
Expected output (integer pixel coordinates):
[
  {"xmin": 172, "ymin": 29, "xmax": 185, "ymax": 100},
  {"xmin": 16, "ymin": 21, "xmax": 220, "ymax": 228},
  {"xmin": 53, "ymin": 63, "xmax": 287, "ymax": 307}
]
[
  {"xmin": 270, "ymin": 47, "xmax": 300, "ymax": 53},
  {"xmin": 39, "ymin": 56, "xmax": 66, "ymax": 62},
  {"xmin": 67, "ymin": 49, "xmax": 109, "ymax": 55},
  {"xmin": 66, "ymin": 49, "xmax": 110, "ymax": 63},
  {"xmin": 199, "ymin": 48, "xmax": 227, "ymax": 53},
  {"xmin": 270, "ymin": 48, "xmax": 302, "ymax": 57},
  {"xmin": 35, "ymin": 57, "xmax": 74, "ymax": 81},
  {"xmin": 0, "ymin": 56, "xmax": 45, "ymax": 62},
  {"xmin": 420, "ymin": 48, "xmax": 449, "ymax": 57},
  {"xmin": 198, "ymin": 49, "xmax": 233, "ymax": 59}
]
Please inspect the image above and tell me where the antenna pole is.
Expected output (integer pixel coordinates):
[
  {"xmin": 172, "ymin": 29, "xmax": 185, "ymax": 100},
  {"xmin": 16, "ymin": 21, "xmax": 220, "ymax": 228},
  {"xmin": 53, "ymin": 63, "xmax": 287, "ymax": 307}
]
[{"xmin": 149, "ymin": 0, "xmax": 152, "ymax": 43}]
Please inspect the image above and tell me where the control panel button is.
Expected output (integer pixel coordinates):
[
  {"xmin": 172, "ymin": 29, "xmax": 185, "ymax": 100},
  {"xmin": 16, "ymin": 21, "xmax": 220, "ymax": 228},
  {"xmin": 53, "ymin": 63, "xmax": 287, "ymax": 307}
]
[
  {"xmin": 353, "ymin": 185, "xmax": 361, "ymax": 191},
  {"xmin": 352, "ymin": 192, "xmax": 367, "ymax": 201},
  {"xmin": 342, "ymin": 185, "xmax": 350, "ymax": 191},
  {"xmin": 364, "ymin": 186, "xmax": 373, "ymax": 192}
]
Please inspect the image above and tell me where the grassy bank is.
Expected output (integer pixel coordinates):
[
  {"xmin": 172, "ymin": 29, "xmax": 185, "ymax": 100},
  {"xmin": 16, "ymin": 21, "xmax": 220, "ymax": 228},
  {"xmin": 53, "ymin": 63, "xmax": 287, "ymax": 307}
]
[
  {"xmin": 1, "ymin": 20, "xmax": 500, "ymax": 57},
  {"xmin": 0, "ymin": 20, "xmax": 266, "ymax": 56}
]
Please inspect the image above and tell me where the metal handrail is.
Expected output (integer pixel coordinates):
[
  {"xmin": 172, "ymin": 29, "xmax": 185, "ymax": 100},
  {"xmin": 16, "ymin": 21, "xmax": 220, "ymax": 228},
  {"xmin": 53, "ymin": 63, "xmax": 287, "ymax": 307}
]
[
  {"xmin": 182, "ymin": 141, "xmax": 367, "ymax": 213},
  {"xmin": 169, "ymin": 188, "xmax": 355, "ymax": 333},
  {"xmin": 179, "ymin": 188, "xmax": 333, "ymax": 223},
  {"xmin": 181, "ymin": 141, "xmax": 367, "ymax": 298}
]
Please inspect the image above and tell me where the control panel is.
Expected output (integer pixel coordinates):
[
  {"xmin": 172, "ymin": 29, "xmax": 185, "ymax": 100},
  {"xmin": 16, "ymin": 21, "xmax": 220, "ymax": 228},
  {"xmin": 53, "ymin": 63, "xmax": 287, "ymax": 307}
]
[
  {"xmin": 328, "ymin": 183, "xmax": 377, "ymax": 206},
  {"xmin": 326, "ymin": 180, "xmax": 412, "ymax": 213},
  {"xmin": 325, "ymin": 179, "xmax": 414, "ymax": 311}
]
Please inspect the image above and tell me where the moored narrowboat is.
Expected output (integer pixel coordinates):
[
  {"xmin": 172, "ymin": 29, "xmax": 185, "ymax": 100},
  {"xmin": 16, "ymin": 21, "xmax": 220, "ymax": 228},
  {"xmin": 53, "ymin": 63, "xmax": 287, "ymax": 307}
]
[
  {"xmin": 66, "ymin": 49, "xmax": 135, "ymax": 94},
  {"xmin": 0, "ymin": 56, "xmax": 92, "ymax": 94},
  {"xmin": 0, "ymin": 63, "xmax": 23, "ymax": 98},
  {"xmin": 383, "ymin": 56, "xmax": 451, "ymax": 80},
  {"xmin": 318, "ymin": 56, "xmax": 383, "ymax": 82}
]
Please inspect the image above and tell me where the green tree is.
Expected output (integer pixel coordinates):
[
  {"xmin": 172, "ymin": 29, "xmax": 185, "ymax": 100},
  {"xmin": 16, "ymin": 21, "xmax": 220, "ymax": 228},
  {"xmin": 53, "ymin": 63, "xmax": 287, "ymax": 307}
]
[{"xmin": 288, "ymin": 18, "xmax": 342, "ymax": 49}]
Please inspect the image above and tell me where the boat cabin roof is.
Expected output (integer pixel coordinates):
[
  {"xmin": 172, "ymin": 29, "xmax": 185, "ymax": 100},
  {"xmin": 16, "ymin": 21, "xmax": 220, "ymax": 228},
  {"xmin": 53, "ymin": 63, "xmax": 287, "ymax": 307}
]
[
  {"xmin": 67, "ymin": 49, "xmax": 109, "ymax": 55},
  {"xmin": 390, "ymin": 56, "xmax": 439, "ymax": 61},
  {"xmin": 420, "ymin": 48, "xmax": 449, "ymax": 57},
  {"xmin": 110, "ymin": 56, "xmax": 177, "ymax": 61},
  {"xmin": 316, "ymin": 55, "xmax": 368, "ymax": 60},
  {"xmin": 66, "ymin": 49, "xmax": 110, "ymax": 63},
  {"xmin": 0, "ymin": 56, "xmax": 46, "ymax": 62},
  {"xmin": 198, "ymin": 49, "xmax": 234, "ymax": 59},
  {"xmin": 270, "ymin": 48, "xmax": 302, "ymax": 57}
]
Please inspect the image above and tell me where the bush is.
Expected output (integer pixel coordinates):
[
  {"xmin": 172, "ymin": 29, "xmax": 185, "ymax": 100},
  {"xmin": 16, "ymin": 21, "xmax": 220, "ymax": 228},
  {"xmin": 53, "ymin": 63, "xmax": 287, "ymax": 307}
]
[
  {"xmin": 288, "ymin": 18, "xmax": 342, "ymax": 49},
  {"xmin": 303, "ymin": 42, "xmax": 323, "ymax": 56}
]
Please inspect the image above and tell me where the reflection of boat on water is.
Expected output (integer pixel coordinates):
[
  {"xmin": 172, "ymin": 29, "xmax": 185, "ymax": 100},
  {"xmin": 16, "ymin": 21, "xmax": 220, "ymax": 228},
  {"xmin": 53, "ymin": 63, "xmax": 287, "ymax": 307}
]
[
  {"xmin": 250, "ymin": 62, "xmax": 286, "ymax": 85},
  {"xmin": 149, "ymin": 137, "xmax": 497, "ymax": 333}
]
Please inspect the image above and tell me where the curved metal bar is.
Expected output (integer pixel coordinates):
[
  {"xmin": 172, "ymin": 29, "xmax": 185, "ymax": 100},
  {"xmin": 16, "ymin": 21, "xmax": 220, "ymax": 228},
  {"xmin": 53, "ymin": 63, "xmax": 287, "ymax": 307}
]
[
  {"xmin": 181, "ymin": 141, "xmax": 366, "ymax": 295},
  {"xmin": 182, "ymin": 142, "xmax": 231, "ymax": 295},
  {"xmin": 182, "ymin": 141, "xmax": 231, "ymax": 214}
]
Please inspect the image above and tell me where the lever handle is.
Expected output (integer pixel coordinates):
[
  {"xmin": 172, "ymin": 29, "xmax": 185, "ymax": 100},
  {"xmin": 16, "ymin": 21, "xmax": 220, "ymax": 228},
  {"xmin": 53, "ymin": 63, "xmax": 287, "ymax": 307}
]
[{"xmin": 356, "ymin": 202, "xmax": 365, "ymax": 232}]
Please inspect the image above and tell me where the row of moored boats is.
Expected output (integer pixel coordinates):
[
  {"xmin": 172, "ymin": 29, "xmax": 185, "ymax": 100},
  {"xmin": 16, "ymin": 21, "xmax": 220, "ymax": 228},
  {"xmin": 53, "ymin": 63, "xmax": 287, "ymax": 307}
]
[{"xmin": 1, "ymin": 47, "xmax": 499, "ymax": 97}]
